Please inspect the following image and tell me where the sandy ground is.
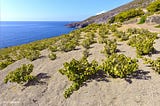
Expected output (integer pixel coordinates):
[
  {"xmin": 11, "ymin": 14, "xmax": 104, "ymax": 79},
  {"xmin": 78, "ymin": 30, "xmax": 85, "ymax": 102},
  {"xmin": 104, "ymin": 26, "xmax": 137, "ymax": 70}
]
[
  {"xmin": 119, "ymin": 23, "xmax": 160, "ymax": 33},
  {"xmin": 0, "ymin": 23, "xmax": 160, "ymax": 106}
]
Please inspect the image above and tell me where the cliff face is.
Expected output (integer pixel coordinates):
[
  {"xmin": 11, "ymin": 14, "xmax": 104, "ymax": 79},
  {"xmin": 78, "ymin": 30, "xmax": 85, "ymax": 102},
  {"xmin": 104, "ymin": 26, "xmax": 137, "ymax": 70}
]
[{"xmin": 67, "ymin": 0, "xmax": 155, "ymax": 28}]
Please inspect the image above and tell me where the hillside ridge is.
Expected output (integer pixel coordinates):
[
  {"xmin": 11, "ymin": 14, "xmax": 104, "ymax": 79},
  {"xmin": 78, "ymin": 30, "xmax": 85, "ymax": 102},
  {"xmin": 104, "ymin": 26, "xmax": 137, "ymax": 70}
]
[{"xmin": 67, "ymin": 0, "xmax": 155, "ymax": 28}]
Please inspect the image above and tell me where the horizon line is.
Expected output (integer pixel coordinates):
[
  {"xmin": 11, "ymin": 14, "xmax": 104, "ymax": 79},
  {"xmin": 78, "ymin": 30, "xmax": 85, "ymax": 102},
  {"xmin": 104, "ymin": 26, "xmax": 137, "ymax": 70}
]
[{"xmin": 0, "ymin": 20, "xmax": 79, "ymax": 22}]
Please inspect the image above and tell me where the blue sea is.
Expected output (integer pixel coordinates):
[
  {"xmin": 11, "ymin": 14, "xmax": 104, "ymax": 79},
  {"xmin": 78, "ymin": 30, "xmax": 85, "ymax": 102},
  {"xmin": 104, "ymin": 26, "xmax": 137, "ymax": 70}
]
[{"xmin": 0, "ymin": 21, "xmax": 75, "ymax": 48}]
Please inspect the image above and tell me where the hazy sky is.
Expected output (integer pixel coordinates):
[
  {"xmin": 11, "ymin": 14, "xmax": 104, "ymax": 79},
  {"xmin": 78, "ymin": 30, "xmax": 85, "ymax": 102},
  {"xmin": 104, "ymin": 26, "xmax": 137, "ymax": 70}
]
[{"xmin": 0, "ymin": 0, "xmax": 133, "ymax": 21}]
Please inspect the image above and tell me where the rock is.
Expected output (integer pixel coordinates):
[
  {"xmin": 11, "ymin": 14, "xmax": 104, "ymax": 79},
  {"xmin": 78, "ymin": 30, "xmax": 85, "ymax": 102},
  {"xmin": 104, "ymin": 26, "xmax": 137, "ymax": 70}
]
[{"xmin": 146, "ymin": 15, "xmax": 160, "ymax": 24}]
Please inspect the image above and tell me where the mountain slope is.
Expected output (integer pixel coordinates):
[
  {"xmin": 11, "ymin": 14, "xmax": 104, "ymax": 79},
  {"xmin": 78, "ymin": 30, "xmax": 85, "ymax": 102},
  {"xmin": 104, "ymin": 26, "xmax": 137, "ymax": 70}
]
[
  {"xmin": 67, "ymin": 0, "xmax": 155, "ymax": 28},
  {"xmin": 0, "ymin": 23, "xmax": 160, "ymax": 106}
]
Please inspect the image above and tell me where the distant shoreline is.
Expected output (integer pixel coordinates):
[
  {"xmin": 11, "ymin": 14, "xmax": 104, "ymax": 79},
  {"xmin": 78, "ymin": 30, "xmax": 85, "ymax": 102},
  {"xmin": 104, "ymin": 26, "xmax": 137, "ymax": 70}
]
[{"xmin": 0, "ymin": 21, "xmax": 76, "ymax": 49}]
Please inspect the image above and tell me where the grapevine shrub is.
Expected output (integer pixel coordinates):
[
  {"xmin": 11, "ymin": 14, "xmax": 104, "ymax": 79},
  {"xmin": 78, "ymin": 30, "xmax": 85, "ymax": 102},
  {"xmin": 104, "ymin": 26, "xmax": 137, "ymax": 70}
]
[
  {"xmin": 25, "ymin": 50, "xmax": 40, "ymax": 61},
  {"xmin": 49, "ymin": 46, "xmax": 58, "ymax": 52},
  {"xmin": 0, "ymin": 57, "xmax": 15, "ymax": 70},
  {"xmin": 58, "ymin": 34, "xmax": 79, "ymax": 52},
  {"xmin": 113, "ymin": 31, "xmax": 129, "ymax": 41},
  {"xmin": 0, "ymin": 62, "xmax": 8, "ymax": 70},
  {"xmin": 4, "ymin": 64, "xmax": 36, "ymax": 84},
  {"xmin": 102, "ymin": 39, "xmax": 117, "ymax": 56},
  {"xmin": 127, "ymin": 28, "xmax": 157, "ymax": 56},
  {"xmin": 143, "ymin": 57, "xmax": 160, "ymax": 74},
  {"xmin": 48, "ymin": 53, "xmax": 57, "ymax": 60},
  {"xmin": 59, "ymin": 57, "xmax": 99, "ymax": 98},
  {"xmin": 81, "ymin": 38, "xmax": 95, "ymax": 49},
  {"xmin": 101, "ymin": 54, "xmax": 138, "ymax": 78},
  {"xmin": 59, "ymin": 53, "xmax": 139, "ymax": 98}
]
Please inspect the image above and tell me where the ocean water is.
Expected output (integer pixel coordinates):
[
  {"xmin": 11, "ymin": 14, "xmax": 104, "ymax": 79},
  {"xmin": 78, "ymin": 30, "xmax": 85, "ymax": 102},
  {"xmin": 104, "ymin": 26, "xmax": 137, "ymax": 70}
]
[{"xmin": 0, "ymin": 21, "xmax": 75, "ymax": 48}]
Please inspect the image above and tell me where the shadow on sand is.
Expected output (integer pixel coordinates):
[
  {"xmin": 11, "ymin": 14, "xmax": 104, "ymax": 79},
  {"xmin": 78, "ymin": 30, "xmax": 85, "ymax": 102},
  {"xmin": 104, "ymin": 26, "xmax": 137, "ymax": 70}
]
[
  {"xmin": 24, "ymin": 73, "xmax": 51, "ymax": 87},
  {"xmin": 83, "ymin": 69, "xmax": 151, "ymax": 86}
]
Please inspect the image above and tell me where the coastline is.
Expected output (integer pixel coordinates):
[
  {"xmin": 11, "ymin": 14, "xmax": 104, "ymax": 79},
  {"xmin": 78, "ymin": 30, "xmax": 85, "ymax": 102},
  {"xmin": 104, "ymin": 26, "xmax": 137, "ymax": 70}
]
[{"xmin": 0, "ymin": 21, "xmax": 76, "ymax": 49}]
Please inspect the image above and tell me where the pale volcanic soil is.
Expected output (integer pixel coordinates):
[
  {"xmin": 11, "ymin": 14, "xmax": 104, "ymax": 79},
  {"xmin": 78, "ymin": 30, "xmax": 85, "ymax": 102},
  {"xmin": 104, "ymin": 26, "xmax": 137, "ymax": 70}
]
[{"xmin": 0, "ymin": 23, "xmax": 160, "ymax": 106}]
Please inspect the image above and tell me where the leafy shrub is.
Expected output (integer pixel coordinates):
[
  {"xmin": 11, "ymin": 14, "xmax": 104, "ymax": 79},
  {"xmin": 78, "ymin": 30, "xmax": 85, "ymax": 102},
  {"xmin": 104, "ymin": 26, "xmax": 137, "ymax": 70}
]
[
  {"xmin": 147, "ymin": 0, "xmax": 160, "ymax": 12},
  {"xmin": 0, "ymin": 58, "xmax": 15, "ymax": 70},
  {"xmin": 127, "ymin": 28, "xmax": 139, "ymax": 34},
  {"xmin": 86, "ymin": 32, "xmax": 95, "ymax": 40},
  {"xmin": 127, "ymin": 36, "xmax": 138, "ymax": 47},
  {"xmin": 109, "ymin": 24, "xmax": 118, "ymax": 32},
  {"xmin": 49, "ymin": 46, "xmax": 58, "ymax": 52},
  {"xmin": 101, "ymin": 54, "xmax": 138, "ymax": 78},
  {"xmin": 113, "ymin": 31, "xmax": 129, "ymax": 41},
  {"xmin": 138, "ymin": 15, "xmax": 147, "ymax": 24},
  {"xmin": 98, "ymin": 37, "xmax": 109, "ymax": 44},
  {"xmin": 127, "ymin": 28, "xmax": 157, "ymax": 56},
  {"xmin": 143, "ymin": 57, "xmax": 160, "ymax": 74},
  {"xmin": 48, "ymin": 53, "xmax": 57, "ymax": 60},
  {"xmin": 128, "ymin": 35, "xmax": 155, "ymax": 56},
  {"xmin": 59, "ymin": 53, "xmax": 139, "ymax": 98},
  {"xmin": 136, "ymin": 39, "xmax": 155, "ymax": 56},
  {"xmin": 127, "ymin": 28, "xmax": 158, "ymax": 39},
  {"xmin": 25, "ymin": 50, "xmax": 40, "ymax": 61},
  {"xmin": 114, "ymin": 8, "xmax": 144, "ymax": 22},
  {"xmin": 0, "ymin": 54, "xmax": 11, "ymax": 60},
  {"xmin": 102, "ymin": 39, "xmax": 117, "ymax": 56},
  {"xmin": 59, "ymin": 57, "xmax": 99, "ymax": 98},
  {"xmin": 59, "ymin": 41, "xmax": 77, "ymax": 52},
  {"xmin": 79, "ymin": 24, "xmax": 101, "ymax": 33},
  {"xmin": 0, "ymin": 62, "xmax": 8, "ymax": 70},
  {"xmin": 81, "ymin": 38, "xmax": 95, "ymax": 49},
  {"xmin": 58, "ymin": 34, "xmax": 79, "ymax": 52},
  {"xmin": 4, "ymin": 64, "xmax": 36, "ymax": 84},
  {"xmin": 99, "ymin": 26, "xmax": 109, "ymax": 37}
]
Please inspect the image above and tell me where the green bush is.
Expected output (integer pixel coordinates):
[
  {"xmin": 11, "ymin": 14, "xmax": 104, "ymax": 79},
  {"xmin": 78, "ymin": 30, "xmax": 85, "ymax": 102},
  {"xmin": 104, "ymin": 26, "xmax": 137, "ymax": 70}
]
[
  {"xmin": 127, "ymin": 28, "xmax": 158, "ymax": 39},
  {"xmin": 81, "ymin": 38, "xmax": 95, "ymax": 49},
  {"xmin": 143, "ymin": 57, "xmax": 160, "ymax": 74},
  {"xmin": 114, "ymin": 8, "xmax": 144, "ymax": 22},
  {"xmin": 147, "ymin": 0, "xmax": 160, "ymax": 12},
  {"xmin": 0, "ymin": 62, "xmax": 8, "ymax": 70},
  {"xmin": 136, "ymin": 39, "xmax": 155, "ymax": 56},
  {"xmin": 127, "ymin": 28, "xmax": 157, "ymax": 56},
  {"xmin": 48, "ymin": 53, "xmax": 57, "ymax": 60},
  {"xmin": 0, "ymin": 58, "xmax": 15, "ymax": 70},
  {"xmin": 99, "ymin": 26, "xmax": 109, "ymax": 37},
  {"xmin": 101, "ymin": 54, "xmax": 138, "ymax": 78},
  {"xmin": 49, "ymin": 46, "xmax": 58, "ymax": 52},
  {"xmin": 59, "ymin": 53, "xmax": 139, "ymax": 98},
  {"xmin": 138, "ymin": 15, "xmax": 147, "ymax": 24},
  {"xmin": 4, "ymin": 64, "xmax": 36, "ymax": 84},
  {"xmin": 58, "ymin": 34, "xmax": 79, "ymax": 52},
  {"xmin": 59, "ymin": 57, "xmax": 98, "ymax": 98},
  {"xmin": 59, "ymin": 41, "xmax": 77, "ymax": 52},
  {"xmin": 109, "ymin": 24, "xmax": 118, "ymax": 32},
  {"xmin": 128, "ymin": 35, "xmax": 155, "ymax": 56},
  {"xmin": 113, "ymin": 31, "xmax": 129, "ymax": 41},
  {"xmin": 25, "ymin": 50, "xmax": 40, "ymax": 61},
  {"xmin": 102, "ymin": 39, "xmax": 117, "ymax": 56}
]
